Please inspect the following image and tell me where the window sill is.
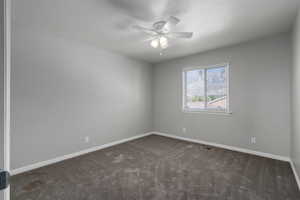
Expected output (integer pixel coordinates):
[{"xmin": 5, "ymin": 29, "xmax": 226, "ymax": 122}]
[{"xmin": 182, "ymin": 109, "xmax": 233, "ymax": 116}]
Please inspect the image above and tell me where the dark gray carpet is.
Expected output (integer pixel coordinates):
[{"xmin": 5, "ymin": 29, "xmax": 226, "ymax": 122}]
[{"xmin": 11, "ymin": 135, "xmax": 300, "ymax": 200}]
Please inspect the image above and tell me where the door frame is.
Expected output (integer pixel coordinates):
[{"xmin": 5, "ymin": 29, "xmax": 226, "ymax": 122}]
[{"xmin": 3, "ymin": 0, "xmax": 11, "ymax": 199}]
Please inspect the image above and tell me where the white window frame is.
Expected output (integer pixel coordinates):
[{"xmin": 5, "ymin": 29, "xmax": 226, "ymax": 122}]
[{"xmin": 182, "ymin": 63, "xmax": 230, "ymax": 114}]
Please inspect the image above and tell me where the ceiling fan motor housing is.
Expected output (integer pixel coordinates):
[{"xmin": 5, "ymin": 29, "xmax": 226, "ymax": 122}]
[{"xmin": 153, "ymin": 21, "xmax": 167, "ymax": 31}]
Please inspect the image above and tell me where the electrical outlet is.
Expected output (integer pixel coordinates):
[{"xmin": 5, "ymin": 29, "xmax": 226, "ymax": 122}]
[
  {"xmin": 250, "ymin": 137, "xmax": 256, "ymax": 144},
  {"xmin": 182, "ymin": 128, "xmax": 186, "ymax": 133},
  {"xmin": 84, "ymin": 136, "xmax": 90, "ymax": 143}
]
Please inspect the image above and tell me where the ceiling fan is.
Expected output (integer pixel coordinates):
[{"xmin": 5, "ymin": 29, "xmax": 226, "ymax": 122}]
[{"xmin": 133, "ymin": 16, "xmax": 193, "ymax": 49}]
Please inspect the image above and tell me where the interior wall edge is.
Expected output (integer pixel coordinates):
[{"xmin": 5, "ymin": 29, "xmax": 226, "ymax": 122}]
[
  {"xmin": 291, "ymin": 7, "xmax": 300, "ymax": 187},
  {"xmin": 290, "ymin": 159, "xmax": 300, "ymax": 191}
]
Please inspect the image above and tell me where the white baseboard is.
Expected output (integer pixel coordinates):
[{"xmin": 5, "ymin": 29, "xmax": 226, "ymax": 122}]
[
  {"xmin": 11, "ymin": 131, "xmax": 299, "ymax": 191},
  {"xmin": 152, "ymin": 132, "xmax": 290, "ymax": 162},
  {"xmin": 11, "ymin": 132, "xmax": 152, "ymax": 175},
  {"xmin": 290, "ymin": 160, "xmax": 300, "ymax": 190}
]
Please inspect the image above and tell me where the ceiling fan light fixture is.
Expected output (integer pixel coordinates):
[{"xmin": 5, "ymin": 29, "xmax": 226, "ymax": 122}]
[
  {"xmin": 159, "ymin": 36, "xmax": 168, "ymax": 49},
  {"xmin": 150, "ymin": 39, "xmax": 159, "ymax": 48},
  {"xmin": 134, "ymin": 16, "xmax": 193, "ymax": 50}
]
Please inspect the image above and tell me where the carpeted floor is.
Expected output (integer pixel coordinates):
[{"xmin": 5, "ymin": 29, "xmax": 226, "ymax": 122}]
[{"xmin": 11, "ymin": 135, "xmax": 300, "ymax": 200}]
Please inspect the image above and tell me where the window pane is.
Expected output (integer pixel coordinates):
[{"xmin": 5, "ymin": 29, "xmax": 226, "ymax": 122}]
[
  {"xmin": 206, "ymin": 67, "xmax": 227, "ymax": 111},
  {"xmin": 186, "ymin": 69, "xmax": 205, "ymax": 109}
]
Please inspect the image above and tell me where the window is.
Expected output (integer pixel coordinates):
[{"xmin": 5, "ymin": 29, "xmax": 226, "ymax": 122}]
[{"xmin": 183, "ymin": 64, "xmax": 229, "ymax": 113}]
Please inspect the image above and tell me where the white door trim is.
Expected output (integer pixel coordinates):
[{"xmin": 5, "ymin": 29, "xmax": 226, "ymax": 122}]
[
  {"xmin": 3, "ymin": 0, "xmax": 11, "ymax": 199},
  {"xmin": 4, "ymin": 0, "xmax": 11, "ymax": 173}
]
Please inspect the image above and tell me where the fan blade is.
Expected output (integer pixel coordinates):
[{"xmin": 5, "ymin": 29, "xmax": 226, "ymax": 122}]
[
  {"xmin": 132, "ymin": 25, "xmax": 157, "ymax": 35},
  {"xmin": 166, "ymin": 32, "xmax": 193, "ymax": 39},
  {"xmin": 142, "ymin": 36, "xmax": 158, "ymax": 42},
  {"xmin": 164, "ymin": 16, "xmax": 180, "ymax": 28}
]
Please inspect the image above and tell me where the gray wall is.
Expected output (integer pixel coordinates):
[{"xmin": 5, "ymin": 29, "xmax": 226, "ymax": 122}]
[
  {"xmin": 153, "ymin": 33, "xmax": 292, "ymax": 157},
  {"xmin": 292, "ymin": 10, "xmax": 300, "ymax": 177},
  {"xmin": 11, "ymin": 27, "xmax": 153, "ymax": 169}
]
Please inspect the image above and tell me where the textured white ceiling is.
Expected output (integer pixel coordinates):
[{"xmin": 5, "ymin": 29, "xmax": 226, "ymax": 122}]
[{"xmin": 13, "ymin": 0, "xmax": 300, "ymax": 63}]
